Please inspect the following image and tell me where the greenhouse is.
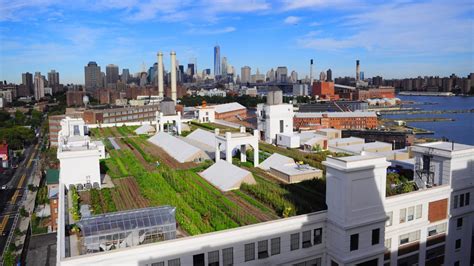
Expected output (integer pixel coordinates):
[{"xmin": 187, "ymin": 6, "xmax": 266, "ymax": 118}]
[{"xmin": 76, "ymin": 206, "xmax": 176, "ymax": 254}]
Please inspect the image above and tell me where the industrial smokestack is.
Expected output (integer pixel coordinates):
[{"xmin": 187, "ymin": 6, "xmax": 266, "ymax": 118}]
[
  {"xmin": 157, "ymin": 52, "xmax": 164, "ymax": 98},
  {"xmin": 170, "ymin": 51, "xmax": 177, "ymax": 102},
  {"xmin": 356, "ymin": 60, "xmax": 360, "ymax": 81},
  {"xmin": 310, "ymin": 59, "xmax": 313, "ymax": 85}
]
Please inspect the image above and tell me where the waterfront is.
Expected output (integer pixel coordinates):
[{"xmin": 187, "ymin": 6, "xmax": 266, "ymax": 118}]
[{"xmin": 382, "ymin": 95, "xmax": 474, "ymax": 145}]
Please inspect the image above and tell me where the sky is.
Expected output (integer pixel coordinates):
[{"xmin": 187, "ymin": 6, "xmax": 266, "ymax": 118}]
[{"xmin": 0, "ymin": 0, "xmax": 473, "ymax": 84}]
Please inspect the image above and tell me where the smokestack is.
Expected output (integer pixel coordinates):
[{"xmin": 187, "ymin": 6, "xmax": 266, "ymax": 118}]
[
  {"xmin": 310, "ymin": 59, "xmax": 313, "ymax": 85},
  {"xmin": 170, "ymin": 51, "xmax": 177, "ymax": 102},
  {"xmin": 157, "ymin": 52, "xmax": 164, "ymax": 98},
  {"xmin": 356, "ymin": 60, "xmax": 360, "ymax": 81}
]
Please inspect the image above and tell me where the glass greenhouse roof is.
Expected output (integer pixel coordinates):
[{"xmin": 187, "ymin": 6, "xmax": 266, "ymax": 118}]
[{"xmin": 77, "ymin": 206, "xmax": 176, "ymax": 237}]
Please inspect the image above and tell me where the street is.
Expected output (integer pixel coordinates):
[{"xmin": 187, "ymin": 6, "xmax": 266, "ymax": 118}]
[{"xmin": 0, "ymin": 140, "xmax": 41, "ymax": 256}]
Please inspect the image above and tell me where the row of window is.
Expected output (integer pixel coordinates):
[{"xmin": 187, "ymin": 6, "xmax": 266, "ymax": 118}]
[
  {"xmin": 350, "ymin": 228, "xmax": 380, "ymax": 251},
  {"xmin": 150, "ymin": 247, "xmax": 233, "ymax": 266},
  {"xmin": 103, "ymin": 108, "xmax": 157, "ymax": 117},
  {"xmin": 245, "ymin": 228, "xmax": 323, "ymax": 262},
  {"xmin": 453, "ymin": 192, "xmax": 470, "ymax": 209}
]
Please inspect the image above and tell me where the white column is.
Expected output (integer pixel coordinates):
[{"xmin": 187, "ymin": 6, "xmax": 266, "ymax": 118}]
[
  {"xmin": 225, "ymin": 132, "xmax": 232, "ymax": 163},
  {"xmin": 176, "ymin": 112, "xmax": 182, "ymax": 135},
  {"xmin": 157, "ymin": 52, "xmax": 164, "ymax": 98},
  {"xmin": 240, "ymin": 144, "xmax": 246, "ymax": 162},
  {"xmin": 214, "ymin": 129, "xmax": 220, "ymax": 162},
  {"xmin": 170, "ymin": 51, "xmax": 177, "ymax": 102},
  {"xmin": 253, "ymin": 130, "xmax": 259, "ymax": 167}
]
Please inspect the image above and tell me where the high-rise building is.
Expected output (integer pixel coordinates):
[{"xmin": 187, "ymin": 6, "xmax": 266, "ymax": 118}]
[
  {"xmin": 84, "ymin": 62, "xmax": 101, "ymax": 91},
  {"xmin": 214, "ymin": 45, "xmax": 221, "ymax": 76},
  {"xmin": 241, "ymin": 66, "xmax": 251, "ymax": 84},
  {"xmin": 290, "ymin": 71, "xmax": 298, "ymax": 83},
  {"xmin": 319, "ymin": 71, "xmax": 326, "ymax": 82},
  {"xmin": 34, "ymin": 72, "xmax": 45, "ymax": 100},
  {"xmin": 22, "ymin": 72, "xmax": 33, "ymax": 95},
  {"xmin": 276, "ymin": 67, "xmax": 288, "ymax": 83},
  {"xmin": 106, "ymin": 64, "xmax": 119, "ymax": 87},
  {"xmin": 326, "ymin": 69, "xmax": 332, "ymax": 82},
  {"xmin": 372, "ymin": 76, "xmax": 383, "ymax": 87},
  {"xmin": 360, "ymin": 71, "xmax": 365, "ymax": 81},
  {"xmin": 122, "ymin": 69, "xmax": 130, "ymax": 84},
  {"xmin": 187, "ymin": 63, "xmax": 195, "ymax": 78},
  {"xmin": 267, "ymin": 68, "xmax": 275, "ymax": 82},
  {"xmin": 48, "ymin": 70, "xmax": 60, "ymax": 87},
  {"xmin": 221, "ymin": 57, "xmax": 228, "ymax": 78}
]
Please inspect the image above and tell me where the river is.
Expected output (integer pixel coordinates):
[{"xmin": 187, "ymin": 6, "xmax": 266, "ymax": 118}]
[{"xmin": 382, "ymin": 95, "xmax": 474, "ymax": 145}]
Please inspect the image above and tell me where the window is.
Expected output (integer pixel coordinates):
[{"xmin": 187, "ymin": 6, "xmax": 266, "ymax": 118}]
[
  {"xmin": 244, "ymin": 243, "xmax": 255, "ymax": 261},
  {"xmin": 455, "ymin": 239, "xmax": 461, "ymax": 250},
  {"xmin": 428, "ymin": 223, "xmax": 447, "ymax": 236},
  {"xmin": 460, "ymin": 194, "xmax": 465, "ymax": 207},
  {"xmin": 454, "ymin": 261, "xmax": 460, "ymax": 266},
  {"xmin": 302, "ymin": 230, "xmax": 312, "ymax": 248},
  {"xmin": 151, "ymin": 262, "xmax": 164, "ymax": 266},
  {"xmin": 457, "ymin": 217, "xmax": 463, "ymax": 229},
  {"xmin": 279, "ymin": 120, "xmax": 284, "ymax": 133},
  {"xmin": 208, "ymin": 251, "xmax": 219, "ymax": 266},
  {"xmin": 350, "ymin": 234, "xmax": 359, "ymax": 251},
  {"xmin": 386, "ymin": 212, "xmax": 393, "ymax": 226},
  {"xmin": 73, "ymin": 125, "xmax": 80, "ymax": 135},
  {"xmin": 290, "ymin": 233, "xmax": 300, "ymax": 251},
  {"xmin": 399, "ymin": 231, "xmax": 420, "ymax": 245},
  {"xmin": 258, "ymin": 240, "xmax": 269, "ymax": 259},
  {"xmin": 222, "ymin": 247, "xmax": 233, "ymax": 266},
  {"xmin": 193, "ymin": 254, "xmax": 204, "ymax": 266},
  {"xmin": 415, "ymin": 204, "xmax": 422, "ymax": 219},
  {"xmin": 399, "ymin": 208, "xmax": 406, "ymax": 223},
  {"xmin": 407, "ymin": 206, "xmax": 414, "ymax": 221},
  {"xmin": 466, "ymin": 193, "xmax": 470, "ymax": 205},
  {"xmin": 372, "ymin": 229, "xmax": 380, "ymax": 245},
  {"xmin": 331, "ymin": 260, "xmax": 339, "ymax": 266},
  {"xmin": 454, "ymin": 195, "xmax": 458, "ymax": 209},
  {"xmin": 168, "ymin": 259, "xmax": 181, "ymax": 266},
  {"xmin": 271, "ymin": 237, "xmax": 280, "ymax": 255},
  {"xmin": 314, "ymin": 228, "xmax": 322, "ymax": 245}
]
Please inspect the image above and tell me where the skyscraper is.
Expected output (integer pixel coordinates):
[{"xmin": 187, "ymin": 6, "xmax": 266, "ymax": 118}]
[
  {"xmin": 84, "ymin": 61, "xmax": 101, "ymax": 91},
  {"xmin": 326, "ymin": 69, "xmax": 332, "ymax": 82},
  {"xmin": 214, "ymin": 45, "xmax": 221, "ymax": 76},
  {"xmin": 360, "ymin": 71, "xmax": 365, "ymax": 81},
  {"xmin": 241, "ymin": 66, "xmax": 251, "ymax": 84},
  {"xmin": 122, "ymin": 69, "xmax": 130, "ymax": 84},
  {"xmin": 187, "ymin": 63, "xmax": 195, "ymax": 77},
  {"xmin": 221, "ymin": 57, "xmax": 228, "ymax": 78},
  {"xmin": 276, "ymin": 67, "xmax": 288, "ymax": 83},
  {"xmin": 34, "ymin": 72, "xmax": 45, "ymax": 100},
  {"xmin": 22, "ymin": 72, "xmax": 33, "ymax": 94},
  {"xmin": 48, "ymin": 70, "xmax": 60, "ymax": 87},
  {"xmin": 106, "ymin": 64, "xmax": 119, "ymax": 87},
  {"xmin": 290, "ymin": 71, "xmax": 298, "ymax": 83},
  {"xmin": 319, "ymin": 71, "xmax": 326, "ymax": 81}
]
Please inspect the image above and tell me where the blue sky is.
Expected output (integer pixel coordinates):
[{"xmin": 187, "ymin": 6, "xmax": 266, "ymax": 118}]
[{"xmin": 0, "ymin": 0, "xmax": 473, "ymax": 84}]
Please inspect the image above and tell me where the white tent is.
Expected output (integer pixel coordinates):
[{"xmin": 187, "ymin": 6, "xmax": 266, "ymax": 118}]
[
  {"xmin": 258, "ymin": 153, "xmax": 294, "ymax": 171},
  {"xmin": 148, "ymin": 132, "xmax": 209, "ymax": 163},
  {"xmin": 134, "ymin": 124, "xmax": 155, "ymax": 135},
  {"xmin": 199, "ymin": 160, "xmax": 256, "ymax": 191}
]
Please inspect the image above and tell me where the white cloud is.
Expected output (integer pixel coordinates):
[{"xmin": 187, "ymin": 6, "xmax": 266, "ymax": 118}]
[
  {"xmin": 187, "ymin": 26, "xmax": 236, "ymax": 35},
  {"xmin": 284, "ymin": 16, "xmax": 301, "ymax": 25},
  {"xmin": 281, "ymin": 0, "xmax": 356, "ymax": 10},
  {"xmin": 298, "ymin": 1, "xmax": 474, "ymax": 56}
]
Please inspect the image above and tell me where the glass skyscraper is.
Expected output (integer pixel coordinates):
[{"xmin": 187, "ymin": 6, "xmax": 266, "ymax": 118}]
[{"xmin": 214, "ymin": 45, "xmax": 220, "ymax": 77}]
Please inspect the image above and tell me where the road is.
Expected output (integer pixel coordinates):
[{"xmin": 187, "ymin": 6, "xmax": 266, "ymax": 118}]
[{"xmin": 0, "ymin": 139, "xmax": 41, "ymax": 256}]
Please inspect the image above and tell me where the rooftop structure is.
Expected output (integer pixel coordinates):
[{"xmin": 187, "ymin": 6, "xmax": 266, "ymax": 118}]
[
  {"xmin": 134, "ymin": 124, "xmax": 156, "ymax": 135},
  {"xmin": 328, "ymin": 136, "xmax": 365, "ymax": 147},
  {"xmin": 329, "ymin": 141, "xmax": 392, "ymax": 155},
  {"xmin": 199, "ymin": 160, "xmax": 256, "ymax": 191},
  {"xmin": 76, "ymin": 206, "xmax": 176, "ymax": 254},
  {"xmin": 148, "ymin": 132, "xmax": 209, "ymax": 163},
  {"xmin": 214, "ymin": 127, "xmax": 259, "ymax": 167}
]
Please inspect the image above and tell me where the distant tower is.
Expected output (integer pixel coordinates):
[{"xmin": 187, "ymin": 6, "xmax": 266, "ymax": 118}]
[
  {"xmin": 241, "ymin": 66, "xmax": 251, "ymax": 84},
  {"xmin": 84, "ymin": 62, "xmax": 101, "ymax": 92},
  {"xmin": 356, "ymin": 60, "xmax": 360, "ymax": 81},
  {"xmin": 310, "ymin": 59, "xmax": 314, "ymax": 85},
  {"xmin": 319, "ymin": 71, "xmax": 326, "ymax": 82},
  {"xmin": 214, "ymin": 45, "xmax": 221, "ymax": 77},
  {"xmin": 170, "ymin": 51, "xmax": 177, "ymax": 102},
  {"xmin": 326, "ymin": 69, "xmax": 332, "ymax": 82},
  {"xmin": 157, "ymin": 52, "xmax": 164, "ymax": 97},
  {"xmin": 34, "ymin": 72, "xmax": 45, "ymax": 100}
]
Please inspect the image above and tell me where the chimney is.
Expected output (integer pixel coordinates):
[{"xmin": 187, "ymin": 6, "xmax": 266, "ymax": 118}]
[
  {"xmin": 157, "ymin": 51, "xmax": 164, "ymax": 98},
  {"xmin": 170, "ymin": 51, "xmax": 177, "ymax": 102},
  {"xmin": 310, "ymin": 59, "xmax": 313, "ymax": 85},
  {"xmin": 356, "ymin": 60, "xmax": 360, "ymax": 81}
]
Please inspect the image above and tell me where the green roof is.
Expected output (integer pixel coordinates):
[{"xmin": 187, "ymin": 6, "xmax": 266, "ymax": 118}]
[{"xmin": 46, "ymin": 169, "xmax": 59, "ymax": 185}]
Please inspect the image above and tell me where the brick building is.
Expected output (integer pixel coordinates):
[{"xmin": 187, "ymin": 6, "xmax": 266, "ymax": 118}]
[
  {"xmin": 311, "ymin": 81, "xmax": 339, "ymax": 100},
  {"xmin": 354, "ymin": 87, "xmax": 396, "ymax": 100},
  {"xmin": 294, "ymin": 112, "xmax": 378, "ymax": 130},
  {"xmin": 46, "ymin": 169, "xmax": 59, "ymax": 231},
  {"xmin": 66, "ymin": 90, "xmax": 85, "ymax": 107},
  {"xmin": 83, "ymin": 105, "xmax": 160, "ymax": 124},
  {"xmin": 213, "ymin": 102, "xmax": 247, "ymax": 121}
]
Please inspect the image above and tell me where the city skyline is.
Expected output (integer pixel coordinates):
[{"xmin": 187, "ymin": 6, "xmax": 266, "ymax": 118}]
[{"xmin": 1, "ymin": 0, "xmax": 473, "ymax": 84}]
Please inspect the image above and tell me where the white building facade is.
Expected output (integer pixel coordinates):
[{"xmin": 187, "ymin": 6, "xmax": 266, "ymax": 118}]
[
  {"xmin": 58, "ymin": 142, "xmax": 474, "ymax": 265},
  {"xmin": 257, "ymin": 89, "xmax": 294, "ymax": 144}
]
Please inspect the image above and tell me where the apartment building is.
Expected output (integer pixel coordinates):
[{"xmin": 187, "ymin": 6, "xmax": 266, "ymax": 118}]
[
  {"xmin": 57, "ymin": 141, "xmax": 473, "ymax": 265},
  {"xmin": 294, "ymin": 112, "xmax": 378, "ymax": 131}
]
